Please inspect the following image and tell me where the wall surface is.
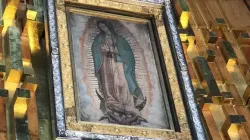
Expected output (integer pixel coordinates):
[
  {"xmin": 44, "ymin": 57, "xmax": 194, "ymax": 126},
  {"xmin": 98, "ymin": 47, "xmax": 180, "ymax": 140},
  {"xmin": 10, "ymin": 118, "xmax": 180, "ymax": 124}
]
[{"xmin": 174, "ymin": 0, "xmax": 250, "ymax": 139}]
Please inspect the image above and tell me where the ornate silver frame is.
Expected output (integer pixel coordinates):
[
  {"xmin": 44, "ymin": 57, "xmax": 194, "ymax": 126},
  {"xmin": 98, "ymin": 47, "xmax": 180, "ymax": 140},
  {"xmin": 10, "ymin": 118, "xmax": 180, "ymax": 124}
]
[{"xmin": 46, "ymin": 0, "xmax": 207, "ymax": 139}]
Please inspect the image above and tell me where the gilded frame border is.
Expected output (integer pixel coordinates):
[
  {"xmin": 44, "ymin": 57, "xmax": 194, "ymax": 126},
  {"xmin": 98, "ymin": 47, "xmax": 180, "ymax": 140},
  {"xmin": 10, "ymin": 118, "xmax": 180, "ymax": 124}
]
[
  {"xmin": 46, "ymin": 0, "xmax": 206, "ymax": 139},
  {"xmin": 65, "ymin": 2, "xmax": 178, "ymax": 133}
]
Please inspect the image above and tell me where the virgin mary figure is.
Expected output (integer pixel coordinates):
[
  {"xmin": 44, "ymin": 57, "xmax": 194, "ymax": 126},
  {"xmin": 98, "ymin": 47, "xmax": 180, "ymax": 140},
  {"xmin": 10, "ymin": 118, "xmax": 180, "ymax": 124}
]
[{"xmin": 91, "ymin": 20, "xmax": 147, "ymax": 125}]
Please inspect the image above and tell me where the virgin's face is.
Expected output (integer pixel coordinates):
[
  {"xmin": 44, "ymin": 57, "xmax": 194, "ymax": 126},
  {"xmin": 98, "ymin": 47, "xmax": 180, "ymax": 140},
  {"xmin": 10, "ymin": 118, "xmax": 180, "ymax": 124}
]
[{"xmin": 99, "ymin": 23, "xmax": 111, "ymax": 35}]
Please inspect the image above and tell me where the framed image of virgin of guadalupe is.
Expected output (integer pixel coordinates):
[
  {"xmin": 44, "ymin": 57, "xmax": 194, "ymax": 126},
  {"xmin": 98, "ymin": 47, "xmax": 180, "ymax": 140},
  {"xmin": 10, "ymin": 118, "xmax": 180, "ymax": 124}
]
[
  {"xmin": 69, "ymin": 13, "xmax": 173, "ymax": 127},
  {"xmin": 67, "ymin": 7, "xmax": 176, "ymax": 130},
  {"xmin": 52, "ymin": 0, "xmax": 190, "ymax": 138}
]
